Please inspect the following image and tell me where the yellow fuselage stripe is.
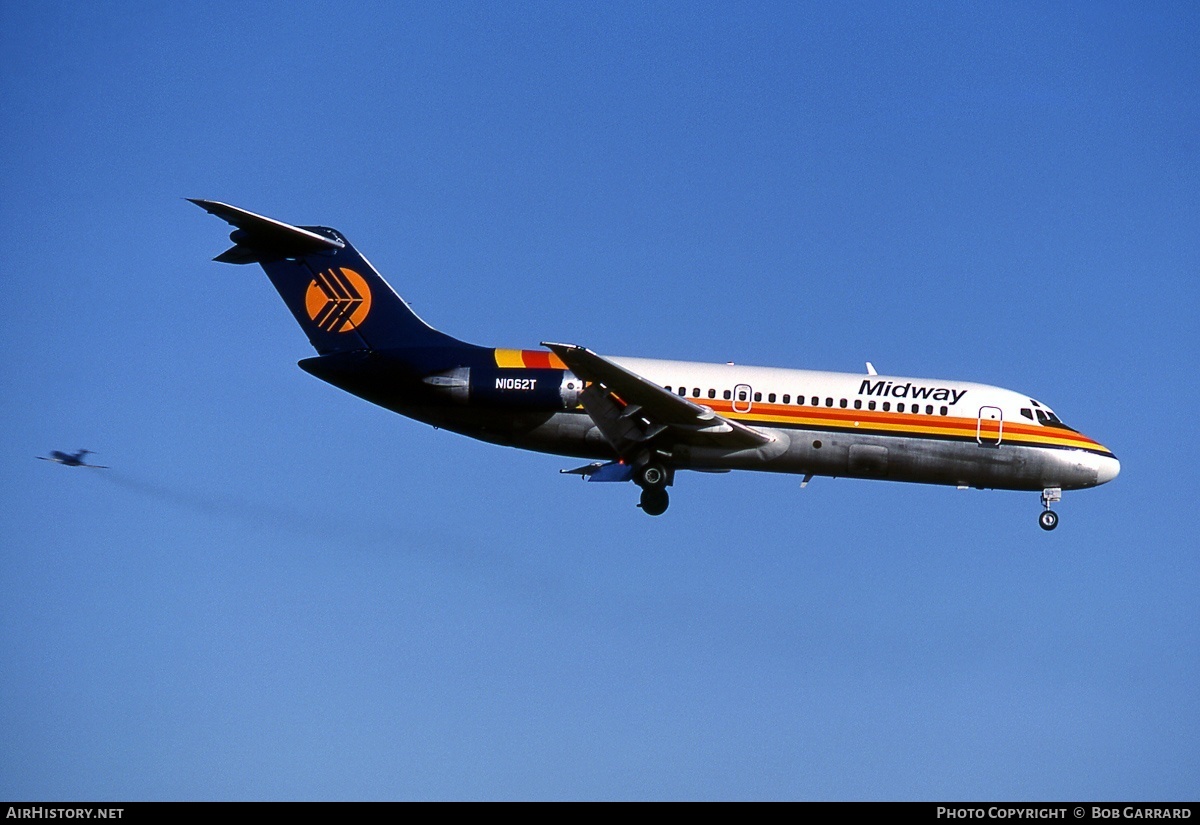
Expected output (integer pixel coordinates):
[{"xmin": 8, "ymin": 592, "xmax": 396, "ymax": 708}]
[{"xmin": 709, "ymin": 400, "xmax": 1109, "ymax": 455}]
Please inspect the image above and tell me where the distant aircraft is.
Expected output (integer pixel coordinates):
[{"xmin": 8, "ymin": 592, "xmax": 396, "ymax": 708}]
[
  {"xmin": 192, "ymin": 200, "xmax": 1118, "ymax": 529},
  {"xmin": 38, "ymin": 449, "xmax": 108, "ymax": 469}
]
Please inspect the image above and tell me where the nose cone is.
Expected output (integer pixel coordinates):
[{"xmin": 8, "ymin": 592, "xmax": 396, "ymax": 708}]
[{"xmin": 1096, "ymin": 453, "xmax": 1120, "ymax": 485}]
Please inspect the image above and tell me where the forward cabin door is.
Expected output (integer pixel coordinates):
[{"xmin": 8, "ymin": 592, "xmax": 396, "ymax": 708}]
[{"xmin": 977, "ymin": 405, "xmax": 1003, "ymax": 447}]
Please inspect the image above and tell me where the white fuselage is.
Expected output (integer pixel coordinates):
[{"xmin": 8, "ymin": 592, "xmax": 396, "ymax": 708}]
[{"xmin": 487, "ymin": 355, "xmax": 1119, "ymax": 493}]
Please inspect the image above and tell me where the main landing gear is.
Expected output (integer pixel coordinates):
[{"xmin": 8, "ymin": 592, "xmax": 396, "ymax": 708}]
[
  {"xmin": 635, "ymin": 461, "xmax": 670, "ymax": 516},
  {"xmin": 1039, "ymin": 487, "xmax": 1061, "ymax": 531},
  {"xmin": 639, "ymin": 488, "xmax": 669, "ymax": 516}
]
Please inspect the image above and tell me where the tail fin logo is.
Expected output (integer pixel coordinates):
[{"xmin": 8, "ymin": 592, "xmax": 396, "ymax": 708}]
[{"xmin": 304, "ymin": 267, "xmax": 373, "ymax": 333}]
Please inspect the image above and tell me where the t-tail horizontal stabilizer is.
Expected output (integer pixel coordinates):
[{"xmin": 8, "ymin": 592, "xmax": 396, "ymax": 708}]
[{"xmin": 188, "ymin": 199, "xmax": 345, "ymax": 264}]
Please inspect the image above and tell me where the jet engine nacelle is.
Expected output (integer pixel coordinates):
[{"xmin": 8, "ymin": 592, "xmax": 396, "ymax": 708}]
[
  {"xmin": 421, "ymin": 367, "xmax": 471, "ymax": 403},
  {"xmin": 559, "ymin": 371, "xmax": 584, "ymax": 409}
]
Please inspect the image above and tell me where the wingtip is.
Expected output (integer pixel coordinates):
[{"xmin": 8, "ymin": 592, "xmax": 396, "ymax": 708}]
[{"xmin": 187, "ymin": 197, "xmax": 222, "ymax": 213}]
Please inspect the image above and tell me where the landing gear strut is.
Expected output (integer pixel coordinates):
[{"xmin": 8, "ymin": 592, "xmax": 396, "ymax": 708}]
[
  {"xmin": 634, "ymin": 460, "xmax": 671, "ymax": 516},
  {"xmin": 1039, "ymin": 487, "xmax": 1061, "ymax": 531}
]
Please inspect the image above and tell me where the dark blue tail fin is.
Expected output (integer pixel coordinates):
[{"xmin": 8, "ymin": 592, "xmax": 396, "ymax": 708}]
[{"xmin": 191, "ymin": 199, "xmax": 467, "ymax": 354}]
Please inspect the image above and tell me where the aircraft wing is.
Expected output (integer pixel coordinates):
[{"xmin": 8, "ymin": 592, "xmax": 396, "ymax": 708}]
[{"xmin": 541, "ymin": 342, "xmax": 771, "ymax": 453}]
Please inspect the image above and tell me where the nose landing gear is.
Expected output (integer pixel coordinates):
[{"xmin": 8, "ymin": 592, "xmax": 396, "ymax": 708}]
[{"xmin": 1039, "ymin": 487, "xmax": 1061, "ymax": 531}]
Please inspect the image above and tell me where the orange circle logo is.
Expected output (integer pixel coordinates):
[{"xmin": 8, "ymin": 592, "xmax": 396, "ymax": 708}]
[{"xmin": 305, "ymin": 267, "xmax": 372, "ymax": 332}]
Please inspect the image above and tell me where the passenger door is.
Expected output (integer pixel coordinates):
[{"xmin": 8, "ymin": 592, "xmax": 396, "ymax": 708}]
[{"xmin": 977, "ymin": 405, "xmax": 1003, "ymax": 447}]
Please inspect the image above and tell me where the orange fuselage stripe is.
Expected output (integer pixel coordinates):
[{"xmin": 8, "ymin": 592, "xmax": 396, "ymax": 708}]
[{"xmin": 708, "ymin": 398, "xmax": 1109, "ymax": 454}]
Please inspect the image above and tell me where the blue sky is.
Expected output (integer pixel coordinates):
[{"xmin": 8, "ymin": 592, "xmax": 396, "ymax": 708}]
[{"xmin": 1, "ymin": 1, "xmax": 1197, "ymax": 801}]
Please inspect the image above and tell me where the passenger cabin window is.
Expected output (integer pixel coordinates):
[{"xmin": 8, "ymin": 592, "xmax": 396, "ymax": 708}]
[
  {"xmin": 723, "ymin": 390, "xmax": 731, "ymax": 400},
  {"xmin": 940, "ymin": 406, "xmax": 948, "ymax": 415},
  {"xmin": 926, "ymin": 405, "xmax": 933, "ymax": 415},
  {"xmin": 754, "ymin": 392, "xmax": 762, "ymax": 402},
  {"xmin": 854, "ymin": 399, "xmax": 862, "ymax": 409},
  {"xmin": 693, "ymin": 388, "xmax": 701, "ymax": 397},
  {"xmin": 768, "ymin": 393, "xmax": 776, "ymax": 403},
  {"xmin": 868, "ymin": 401, "xmax": 876, "ymax": 410},
  {"xmin": 839, "ymin": 398, "xmax": 847, "ymax": 408},
  {"xmin": 782, "ymin": 394, "xmax": 790, "ymax": 404},
  {"xmin": 897, "ymin": 403, "xmax": 905, "ymax": 412},
  {"xmin": 812, "ymin": 396, "xmax": 819, "ymax": 406},
  {"xmin": 825, "ymin": 397, "xmax": 834, "ymax": 407},
  {"xmin": 738, "ymin": 390, "xmax": 748, "ymax": 401},
  {"xmin": 708, "ymin": 388, "xmax": 716, "ymax": 399},
  {"xmin": 883, "ymin": 402, "xmax": 891, "ymax": 411}
]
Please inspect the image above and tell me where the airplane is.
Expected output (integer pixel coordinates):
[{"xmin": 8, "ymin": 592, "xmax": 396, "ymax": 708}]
[
  {"xmin": 191, "ymin": 199, "xmax": 1119, "ymax": 530},
  {"xmin": 38, "ymin": 449, "xmax": 108, "ymax": 469}
]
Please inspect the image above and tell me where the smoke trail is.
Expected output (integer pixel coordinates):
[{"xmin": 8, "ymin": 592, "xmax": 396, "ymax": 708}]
[
  {"xmin": 87, "ymin": 468, "xmax": 567, "ymax": 608},
  {"xmin": 95, "ymin": 469, "xmax": 410, "ymax": 549}
]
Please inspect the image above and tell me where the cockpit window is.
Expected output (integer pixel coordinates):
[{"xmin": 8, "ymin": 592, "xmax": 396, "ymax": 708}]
[
  {"xmin": 1043, "ymin": 411, "xmax": 1076, "ymax": 430},
  {"xmin": 1026, "ymin": 403, "xmax": 1078, "ymax": 431},
  {"xmin": 1021, "ymin": 408, "xmax": 1034, "ymax": 421}
]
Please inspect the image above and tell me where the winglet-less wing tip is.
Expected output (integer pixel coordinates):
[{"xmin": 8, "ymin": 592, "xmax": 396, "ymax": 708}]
[{"xmin": 541, "ymin": 341, "xmax": 581, "ymax": 354}]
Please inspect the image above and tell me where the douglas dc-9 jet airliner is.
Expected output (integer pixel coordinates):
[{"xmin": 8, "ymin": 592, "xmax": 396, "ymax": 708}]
[{"xmin": 192, "ymin": 200, "xmax": 1118, "ymax": 529}]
